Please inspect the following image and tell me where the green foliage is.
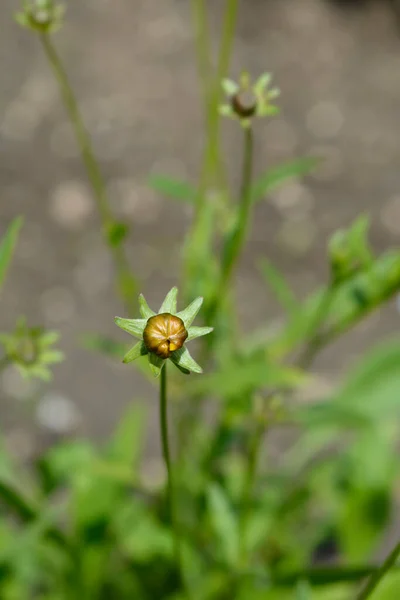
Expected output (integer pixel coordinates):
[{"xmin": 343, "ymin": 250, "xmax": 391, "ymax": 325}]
[
  {"xmin": 5, "ymin": 1, "xmax": 400, "ymax": 599},
  {"xmin": 0, "ymin": 217, "xmax": 23, "ymax": 293}
]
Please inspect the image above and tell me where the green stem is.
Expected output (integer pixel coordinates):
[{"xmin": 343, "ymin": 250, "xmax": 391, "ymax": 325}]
[
  {"xmin": 221, "ymin": 125, "xmax": 253, "ymax": 287},
  {"xmin": 238, "ymin": 418, "xmax": 264, "ymax": 566},
  {"xmin": 296, "ymin": 284, "xmax": 337, "ymax": 369},
  {"xmin": 159, "ymin": 365, "xmax": 187, "ymax": 595},
  {"xmin": 356, "ymin": 540, "xmax": 400, "ymax": 600},
  {"xmin": 39, "ymin": 33, "xmax": 137, "ymax": 313},
  {"xmin": 207, "ymin": 124, "xmax": 253, "ymax": 326},
  {"xmin": 184, "ymin": 0, "xmax": 239, "ymax": 301},
  {"xmin": 191, "ymin": 0, "xmax": 212, "ymax": 109}
]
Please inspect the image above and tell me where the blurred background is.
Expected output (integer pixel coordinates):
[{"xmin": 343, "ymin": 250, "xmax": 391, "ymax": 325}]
[{"xmin": 1, "ymin": 0, "xmax": 400, "ymax": 464}]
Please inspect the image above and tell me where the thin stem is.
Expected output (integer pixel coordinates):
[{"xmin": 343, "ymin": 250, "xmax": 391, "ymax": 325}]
[
  {"xmin": 184, "ymin": 0, "xmax": 239, "ymax": 301},
  {"xmin": 296, "ymin": 285, "xmax": 337, "ymax": 369},
  {"xmin": 159, "ymin": 365, "xmax": 187, "ymax": 596},
  {"xmin": 191, "ymin": 0, "xmax": 212, "ymax": 109},
  {"xmin": 39, "ymin": 33, "xmax": 137, "ymax": 312},
  {"xmin": 221, "ymin": 125, "xmax": 254, "ymax": 287},
  {"xmin": 356, "ymin": 540, "xmax": 400, "ymax": 600},
  {"xmin": 238, "ymin": 419, "xmax": 264, "ymax": 566}
]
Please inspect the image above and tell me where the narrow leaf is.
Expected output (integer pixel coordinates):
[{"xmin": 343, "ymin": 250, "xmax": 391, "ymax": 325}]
[
  {"xmin": 122, "ymin": 341, "xmax": 148, "ymax": 363},
  {"xmin": 0, "ymin": 217, "xmax": 23, "ymax": 292},
  {"xmin": 114, "ymin": 317, "xmax": 146, "ymax": 338},
  {"xmin": 187, "ymin": 326, "xmax": 214, "ymax": 342},
  {"xmin": 148, "ymin": 174, "xmax": 196, "ymax": 204},
  {"xmin": 171, "ymin": 346, "xmax": 202, "ymax": 374},
  {"xmin": 148, "ymin": 354, "xmax": 164, "ymax": 378},
  {"xmin": 139, "ymin": 294, "xmax": 155, "ymax": 319},
  {"xmin": 177, "ymin": 297, "xmax": 203, "ymax": 328},
  {"xmin": 158, "ymin": 287, "xmax": 178, "ymax": 314},
  {"xmin": 250, "ymin": 157, "xmax": 319, "ymax": 204},
  {"xmin": 108, "ymin": 404, "xmax": 147, "ymax": 474},
  {"xmin": 259, "ymin": 258, "xmax": 298, "ymax": 317},
  {"xmin": 207, "ymin": 483, "xmax": 239, "ymax": 566}
]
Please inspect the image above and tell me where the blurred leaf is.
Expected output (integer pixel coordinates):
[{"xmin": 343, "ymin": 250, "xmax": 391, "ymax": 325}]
[
  {"xmin": 250, "ymin": 157, "xmax": 319, "ymax": 204},
  {"xmin": 335, "ymin": 338, "xmax": 400, "ymax": 419},
  {"xmin": 267, "ymin": 250, "xmax": 400, "ymax": 360},
  {"xmin": 295, "ymin": 580, "xmax": 312, "ymax": 600},
  {"xmin": 0, "ymin": 217, "xmax": 23, "ymax": 292},
  {"xmin": 114, "ymin": 501, "xmax": 173, "ymax": 562},
  {"xmin": 207, "ymin": 483, "xmax": 239, "ymax": 567},
  {"xmin": 107, "ymin": 403, "xmax": 147, "ymax": 475},
  {"xmin": 148, "ymin": 174, "xmax": 196, "ymax": 203},
  {"xmin": 189, "ymin": 358, "xmax": 306, "ymax": 399},
  {"xmin": 338, "ymin": 486, "xmax": 390, "ymax": 562},
  {"xmin": 259, "ymin": 258, "xmax": 299, "ymax": 317}
]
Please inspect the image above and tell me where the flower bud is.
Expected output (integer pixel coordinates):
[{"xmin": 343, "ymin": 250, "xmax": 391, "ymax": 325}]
[
  {"xmin": 143, "ymin": 313, "xmax": 188, "ymax": 359},
  {"xmin": 231, "ymin": 90, "xmax": 257, "ymax": 119}
]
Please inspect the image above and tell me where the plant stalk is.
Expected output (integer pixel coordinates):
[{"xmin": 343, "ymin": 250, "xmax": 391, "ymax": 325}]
[
  {"xmin": 356, "ymin": 540, "xmax": 400, "ymax": 600},
  {"xmin": 238, "ymin": 418, "xmax": 265, "ymax": 567},
  {"xmin": 39, "ymin": 33, "xmax": 137, "ymax": 313},
  {"xmin": 160, "ymin": 364, "xmax": 187, "ymax": 596}
]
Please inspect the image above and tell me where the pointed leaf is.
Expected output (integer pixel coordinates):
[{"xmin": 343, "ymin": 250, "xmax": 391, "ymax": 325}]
[
  {"xmin": 222, "ymin": 78, "xmax": 239, "ymax": 96},
  {"xmin": 0, "ymin": 217, "xmax": 23, "ymax": 292},
  {"xmin": 253, "ymin": 72, "xmax": 272, "ymax": 95},
  {"xmin": 148, "ymin": 354, "xmax": 165, "ymax": 378},
  {"xmin": 114, "ymin": 317, "xmax": 146, "ymax": 339},
  {"xmin": 177, "ymin": 297, "xmax": 203, "ymax": 328},
  {"xmin": 187, "ymin": 326, "xmax": 214, "ymax": 342},
  {"xmin": 148, "ymin": 174, "xmax": 196, "ymax": 204},
  {"xmin": 259, "ymin": 258, "xmax": 299, "ymax": 317},
  {"xmin": 170, "ymin": 347, "xmax": 202, "ymax": 374},
  {"xmin": 250, "ymin": 157, "xmax": 319, "ymax": 204},
  {"xmin": 171, "ymin": 361, "xmax": 190, "ymax": 375},
  {"xmin": 122, "ymin": 341, "xmax": 148, "ymax": 364},
  {"xmin": 207, "ymin": 483, "xmax": 239, "ymax": 566},
  {"xmin": 139, "ymin": 294, "xmax": 155, "ymax": 319},
  {"xmin": 108, "ymin": 404, "xmax": 147, "ymax": 473},
  {"xmin": 158, "ymin": 287, "xmax": 178, "ymax": 314},
  {"xmin": 189, "ymin": 359, "xmax": 305, "ymax": 398}
]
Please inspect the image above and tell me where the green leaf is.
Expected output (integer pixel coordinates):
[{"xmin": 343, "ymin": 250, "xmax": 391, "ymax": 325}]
[
  {"xmin": 189, "ymin": 358, "xmax": 305, "ymax": 399},
  {"xmin": 259, "ymin": 258, "xmax": 299, "ymax": 317},
  {"xmin": 114, "ymin": 317, "xmax": 146, "ymax": 338},
  {"xmin": 335, "ymin": 339, "xmax": 400, "ymax": 419},
  {"xmin": 148, "ymin": 174, "xmax": 196, "ymax": 204},
  {"xmin": 0, "ymin": 217, "xmax": 23, "ymax": 292},
  {"xmin": 107, "ymin": 404, "xmax": 147, "ymax": 474},
  {"xmin": 158, "ymin": 286, "xmax": 178, "ymax": 314},
  {"xmin": 207, "ymin": 483, "xmax": 239, "ymax": 566},
  {"xmin": 170, "ymin": 346, "xmax": 202, "ymax": 374},
  {"xmin": 187, "ymin": 326, "xmax": 214, "ymax": 341},
  {"xmin": 148, "ymin": 353, "xmax": 164, "ymax": 377},
  {"xmin": 267, "ymin": 250, "xmax": 400, "ymax": 360},
  {"xmin": 122, "ymin": 341, "xmax": 148, "ymax": 363},
  {"xmin": 222, "ymin": 78, "xmax": 240, "ymax": 96},
  {"xmin": 138, "ymin": 294, "xmax": 155, "ymax": 319},
  {"xmin": 250, "ymin": 158, "xmax": 319, "ymax": 204},
  {"xmin": 295, "ymin": 581, "xmax": 312, "ymax": 600},
  {"xmin": 177, "ymin": 297, "xmax": 203, "ymax": 328}
]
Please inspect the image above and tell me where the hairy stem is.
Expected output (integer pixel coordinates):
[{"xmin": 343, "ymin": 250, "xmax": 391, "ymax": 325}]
[{"xmin": 39, "ymin": 33, "xmax": 137, "ymax": 312}]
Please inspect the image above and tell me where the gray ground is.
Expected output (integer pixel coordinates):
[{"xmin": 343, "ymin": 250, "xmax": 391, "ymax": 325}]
[{"xmin": 0, "ymin": 0, "xmax": 399, "ymax": 468}]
